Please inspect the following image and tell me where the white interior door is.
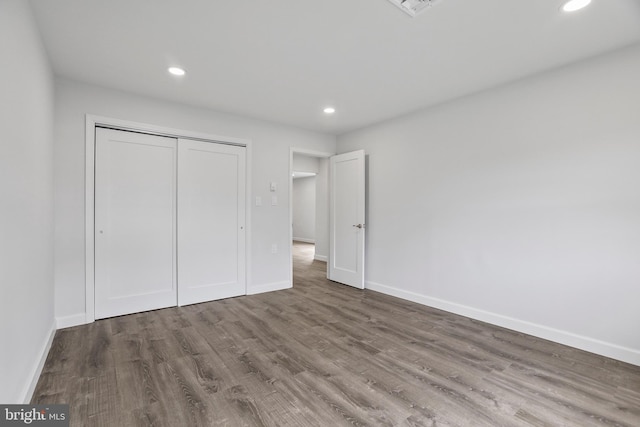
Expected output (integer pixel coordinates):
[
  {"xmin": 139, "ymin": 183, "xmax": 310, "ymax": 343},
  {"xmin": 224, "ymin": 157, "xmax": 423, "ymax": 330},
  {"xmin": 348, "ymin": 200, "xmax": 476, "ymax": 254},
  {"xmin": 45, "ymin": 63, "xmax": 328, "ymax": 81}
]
[
  {"xmin": 95, "ymin": 128, "xmax": 177, "ymax": 319},
  {"xmin": 177, "ymin": 139, "xmax": 246, "ymax": 306},
  {"xmin": 329, "ymin": 150, "xmax": 365, "ymax": 289}
]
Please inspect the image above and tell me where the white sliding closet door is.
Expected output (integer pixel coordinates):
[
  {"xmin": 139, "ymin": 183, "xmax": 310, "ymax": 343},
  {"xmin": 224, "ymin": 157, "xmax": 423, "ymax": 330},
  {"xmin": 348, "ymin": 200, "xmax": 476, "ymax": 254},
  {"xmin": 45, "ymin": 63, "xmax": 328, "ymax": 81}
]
[
  {"xmin": 95, "ymin": 128, "xmax": 177, "ymax": 319},
  {"xmin": 177, "ymin": 139, "xmax": 246, "ymax": 306}
]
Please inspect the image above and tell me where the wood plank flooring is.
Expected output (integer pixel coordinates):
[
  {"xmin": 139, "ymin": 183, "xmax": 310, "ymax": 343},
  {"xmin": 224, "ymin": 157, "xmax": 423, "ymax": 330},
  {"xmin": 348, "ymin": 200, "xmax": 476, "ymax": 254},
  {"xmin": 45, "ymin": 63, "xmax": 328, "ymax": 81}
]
[{"xmin": 33, "ymin": 242, "xmax": 640, "ymax": 426}]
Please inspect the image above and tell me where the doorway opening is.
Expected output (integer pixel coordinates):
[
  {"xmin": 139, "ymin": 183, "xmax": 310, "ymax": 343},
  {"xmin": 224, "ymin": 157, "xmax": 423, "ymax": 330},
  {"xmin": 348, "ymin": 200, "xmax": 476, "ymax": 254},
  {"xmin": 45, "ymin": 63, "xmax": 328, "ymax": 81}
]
[
  {"xmin": 289, "ymin": 149, "xmax": 332, "ymax": 286},
  {"xmin": 289, "ymin": 148, "xmax": 366, "ymax": 290}
]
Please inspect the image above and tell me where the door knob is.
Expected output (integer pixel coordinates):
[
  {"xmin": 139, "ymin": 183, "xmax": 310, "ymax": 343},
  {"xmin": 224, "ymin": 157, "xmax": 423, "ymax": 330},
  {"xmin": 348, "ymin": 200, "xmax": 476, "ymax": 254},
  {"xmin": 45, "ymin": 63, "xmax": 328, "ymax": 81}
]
[{"xmin": 353, "ymin": 224, "xmax": 364, "ymax": 229}]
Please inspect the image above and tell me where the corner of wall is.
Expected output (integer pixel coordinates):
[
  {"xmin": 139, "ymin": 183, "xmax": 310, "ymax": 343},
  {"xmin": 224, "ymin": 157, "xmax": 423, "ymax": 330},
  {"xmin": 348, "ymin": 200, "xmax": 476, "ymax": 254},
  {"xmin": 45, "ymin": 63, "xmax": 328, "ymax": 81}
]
[
  {"xmin": 55, "ymin": 313, "xmax": 87, "ymax": 330},
  {"xmin": 21, "ymin": 322, "xmax": 56, "ymax": 404}
]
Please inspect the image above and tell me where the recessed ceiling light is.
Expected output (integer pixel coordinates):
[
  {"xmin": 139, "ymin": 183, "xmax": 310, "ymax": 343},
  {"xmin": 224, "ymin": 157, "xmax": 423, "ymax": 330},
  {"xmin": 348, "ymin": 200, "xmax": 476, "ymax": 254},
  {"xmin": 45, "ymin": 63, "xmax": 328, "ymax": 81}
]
[
  {"xmin": 168, "ymin": 67, "xmax": 186, "ymax": 76},
  {"xmin": 562, "ymin": 0, "xmax": 591, "ymax": 12},
  {"xmin": 323, "ymin": 107, "xmax": 336, "ymax": 114}
]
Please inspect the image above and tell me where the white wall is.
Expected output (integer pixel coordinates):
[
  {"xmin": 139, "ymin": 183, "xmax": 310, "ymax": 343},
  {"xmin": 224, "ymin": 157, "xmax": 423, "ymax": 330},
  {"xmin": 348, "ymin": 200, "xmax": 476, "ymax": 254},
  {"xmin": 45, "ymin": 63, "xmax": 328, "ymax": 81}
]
[
  {"xmin": 314, "ymin": 158, "xmax": 330, "ymax": 261},
  {"xmin": 292, "ymin": 154, "xmax": 320, "ymax": 174},
  {"xmin": 293, "ymin": 177, "xmax": 316, "ymax": 242},
  {"xmin": 338, "ymin": 43, "xmax": 640, "ymax": 365},
  {"xmin": 0, "ymin": 0, "xmax": 55, "ymax": 402},
  {"xmin": 53, "ymin": 78, "xmax": 336, "ymax": 322}
]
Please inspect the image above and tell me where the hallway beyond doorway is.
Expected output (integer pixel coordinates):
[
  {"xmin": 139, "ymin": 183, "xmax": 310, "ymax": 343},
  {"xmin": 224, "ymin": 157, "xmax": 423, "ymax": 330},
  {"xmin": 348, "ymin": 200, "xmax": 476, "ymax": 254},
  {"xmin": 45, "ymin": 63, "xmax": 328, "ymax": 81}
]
[{"xmin": 292, "ymin": 241, "xmax": 325, "ymax": 287}]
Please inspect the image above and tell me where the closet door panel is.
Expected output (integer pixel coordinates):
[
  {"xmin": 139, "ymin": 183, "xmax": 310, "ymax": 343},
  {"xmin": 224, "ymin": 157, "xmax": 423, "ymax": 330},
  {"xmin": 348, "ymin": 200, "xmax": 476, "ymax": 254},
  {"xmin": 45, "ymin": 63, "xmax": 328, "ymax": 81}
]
[
  {"xmin": 95, "ymin": 128, "xmax": 177, "ymax": 319},
  {"xmin": 177, "ymin": 139, "xmax": 246, "ymax": 306}
]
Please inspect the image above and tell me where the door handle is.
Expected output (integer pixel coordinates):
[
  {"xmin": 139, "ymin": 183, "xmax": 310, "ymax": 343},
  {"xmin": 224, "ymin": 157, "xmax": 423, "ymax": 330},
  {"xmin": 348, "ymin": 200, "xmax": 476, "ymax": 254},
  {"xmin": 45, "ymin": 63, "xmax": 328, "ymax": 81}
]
[{"xmin": 353, "ymin": 224, "xmax": 364, "ymax": 229}]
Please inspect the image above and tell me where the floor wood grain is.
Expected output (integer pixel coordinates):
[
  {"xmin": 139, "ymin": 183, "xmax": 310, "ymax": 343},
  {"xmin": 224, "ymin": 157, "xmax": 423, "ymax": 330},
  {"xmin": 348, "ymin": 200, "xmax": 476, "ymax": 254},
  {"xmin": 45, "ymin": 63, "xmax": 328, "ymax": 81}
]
[{"xmin": 32, "ymin": 242, "xmax": 640, "ymax": 426}]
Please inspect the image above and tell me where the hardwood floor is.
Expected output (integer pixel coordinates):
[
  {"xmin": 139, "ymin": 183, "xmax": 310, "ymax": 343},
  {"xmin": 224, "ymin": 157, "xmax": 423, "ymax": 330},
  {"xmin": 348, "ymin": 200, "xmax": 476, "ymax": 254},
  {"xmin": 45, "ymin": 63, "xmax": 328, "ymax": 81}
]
[{"xmin": 33, "ymin": 242, "xmax": 640, "ymax": 426}]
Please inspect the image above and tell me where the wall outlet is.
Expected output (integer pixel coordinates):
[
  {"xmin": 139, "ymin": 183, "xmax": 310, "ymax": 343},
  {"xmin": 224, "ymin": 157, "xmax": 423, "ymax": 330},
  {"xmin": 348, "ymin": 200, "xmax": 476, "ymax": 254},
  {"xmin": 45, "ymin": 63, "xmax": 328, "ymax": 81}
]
[{"xmin": 271, "ymin": 243, "xmax": 278, "ymax": 253}]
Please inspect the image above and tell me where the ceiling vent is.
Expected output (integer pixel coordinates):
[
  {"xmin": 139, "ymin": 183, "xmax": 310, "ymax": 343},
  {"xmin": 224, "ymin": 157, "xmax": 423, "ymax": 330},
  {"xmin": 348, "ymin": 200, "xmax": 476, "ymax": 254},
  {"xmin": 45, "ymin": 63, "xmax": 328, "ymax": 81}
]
[{"xmin": 387, "ymin": 0, "xmax": 443, "ymax": 17}]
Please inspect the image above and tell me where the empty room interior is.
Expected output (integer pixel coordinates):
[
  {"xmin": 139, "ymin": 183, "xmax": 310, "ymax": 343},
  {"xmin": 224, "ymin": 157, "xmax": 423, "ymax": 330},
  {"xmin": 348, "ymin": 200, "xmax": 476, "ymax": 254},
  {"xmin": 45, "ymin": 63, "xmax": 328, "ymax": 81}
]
[{"xmin": 2, "ymin": 0, "xmax": 640, "ymax": 425}]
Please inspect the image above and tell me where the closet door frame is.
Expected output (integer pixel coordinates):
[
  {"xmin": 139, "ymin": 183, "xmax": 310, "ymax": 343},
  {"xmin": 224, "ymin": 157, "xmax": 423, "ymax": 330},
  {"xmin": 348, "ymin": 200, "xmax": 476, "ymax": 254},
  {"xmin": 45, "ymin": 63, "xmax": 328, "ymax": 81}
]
[{"xmin": 84, "ymin": 115, "xmax": 252, "ymax": 324}]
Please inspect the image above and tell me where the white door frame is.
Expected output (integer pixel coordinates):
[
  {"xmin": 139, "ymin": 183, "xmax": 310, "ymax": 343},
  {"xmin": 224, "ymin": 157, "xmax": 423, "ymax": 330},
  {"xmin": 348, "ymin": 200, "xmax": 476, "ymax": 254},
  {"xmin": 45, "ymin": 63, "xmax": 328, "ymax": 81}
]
[
  {"xmin": 288, "ymin": 148, "xmax": 334, "ymax": 286},
  {"xmin": 85, "ymin": 114, "xmax": 252, "ymax": 324}
]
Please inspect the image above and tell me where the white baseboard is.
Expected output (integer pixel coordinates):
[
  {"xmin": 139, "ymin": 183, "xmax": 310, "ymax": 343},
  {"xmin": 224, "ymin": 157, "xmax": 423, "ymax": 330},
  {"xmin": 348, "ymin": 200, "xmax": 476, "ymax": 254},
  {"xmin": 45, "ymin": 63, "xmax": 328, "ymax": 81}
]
[
  {"xmin": 314, "ymin": 254, "xmax": 328, "ymax": 262},
  {"xmin": 56, "ymin": 313, "xmax": 87, "ymax": 329},
  {"xmin": 21, "ymin": 322, "xmax": 56, "ymax": 403},
  {"xmin": 366, "ymin": 280, "xmax": 640, "ymax": 367},
  {"xmin": 247, "ymin": 281, "xmax": 291, "ymax": 295},
  {"xmin": 293, "ymin": 238, "xmax": 315, "ymax": 244}
]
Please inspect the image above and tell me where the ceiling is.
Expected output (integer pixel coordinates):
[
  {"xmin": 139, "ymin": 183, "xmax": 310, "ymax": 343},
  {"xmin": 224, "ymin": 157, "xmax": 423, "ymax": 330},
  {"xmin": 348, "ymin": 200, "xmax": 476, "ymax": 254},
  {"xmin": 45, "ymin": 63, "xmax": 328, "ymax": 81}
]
[{"xmin": 29, "ymin": 0, "xmax": 640, "ymax": 135}]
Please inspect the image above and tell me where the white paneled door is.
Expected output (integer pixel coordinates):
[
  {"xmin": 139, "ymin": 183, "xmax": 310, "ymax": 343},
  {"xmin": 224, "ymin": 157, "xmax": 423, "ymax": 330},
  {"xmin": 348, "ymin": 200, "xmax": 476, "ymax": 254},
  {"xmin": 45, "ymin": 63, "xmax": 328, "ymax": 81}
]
[
  {"xmin": 177, "ymin": 139, "xmax": 246, "ymax": 306},
  {"xmin": 95, "ymin": 128, "xmax": 178, "ymax": 319},
  {"xmin": 329, "ymin": 150, "xmax": 365, "ymax": 289},
  {"xmin": 94, "ymin": 128, "xmax": 246, "ymax": 319}
]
